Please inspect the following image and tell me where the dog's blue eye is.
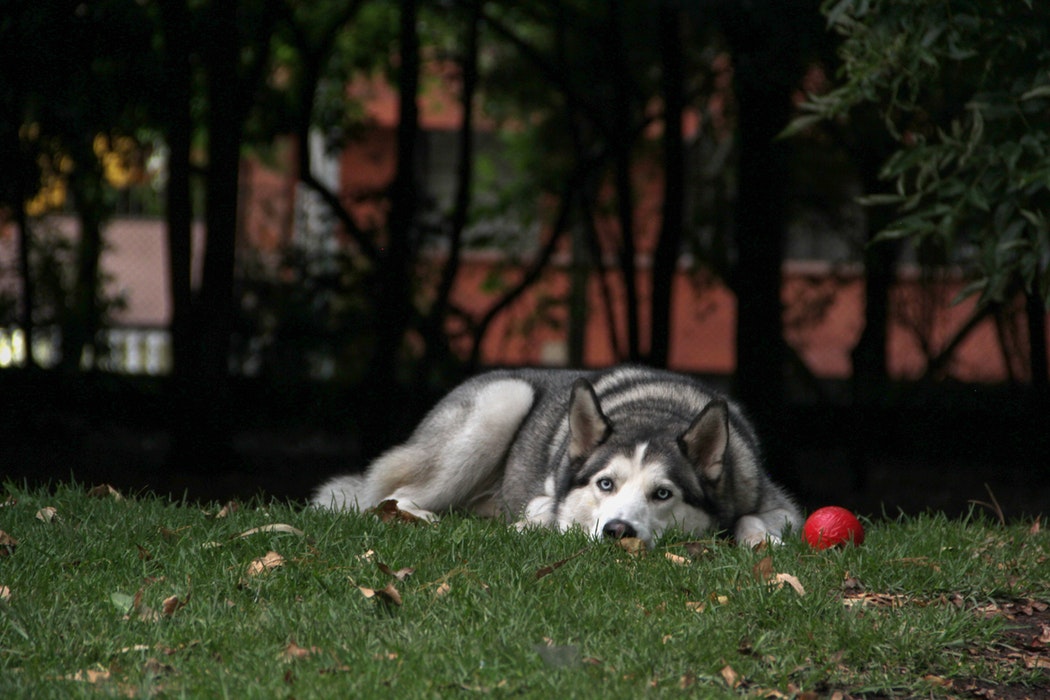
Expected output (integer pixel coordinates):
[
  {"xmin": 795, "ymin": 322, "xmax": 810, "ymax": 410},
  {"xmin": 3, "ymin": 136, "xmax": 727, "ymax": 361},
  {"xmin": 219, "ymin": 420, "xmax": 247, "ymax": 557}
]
[
  {"xmin": 596, "ymin": 477, "xmax": 614, "ymax": 492},
  {"xmin": 653, "ymin": 488, "xmax": 672, "ymax": 501}
]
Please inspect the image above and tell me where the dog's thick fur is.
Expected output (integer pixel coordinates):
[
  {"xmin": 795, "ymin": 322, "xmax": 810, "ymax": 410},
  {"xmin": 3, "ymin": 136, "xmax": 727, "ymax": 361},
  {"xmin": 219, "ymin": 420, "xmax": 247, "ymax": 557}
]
[{"xmin": 313, "ymin": 366, "xmax": 801, "ymax": 546}]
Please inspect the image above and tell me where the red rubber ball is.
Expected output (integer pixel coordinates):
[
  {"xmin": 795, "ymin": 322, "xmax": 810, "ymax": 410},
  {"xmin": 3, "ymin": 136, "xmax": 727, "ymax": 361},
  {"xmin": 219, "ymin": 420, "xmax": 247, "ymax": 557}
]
[{"xmin": 803, "ymin": 506, "xmax": 865, "ymax": 549}]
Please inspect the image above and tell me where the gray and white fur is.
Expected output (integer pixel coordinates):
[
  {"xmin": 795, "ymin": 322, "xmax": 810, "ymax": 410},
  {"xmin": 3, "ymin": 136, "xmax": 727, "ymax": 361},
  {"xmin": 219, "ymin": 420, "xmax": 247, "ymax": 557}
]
[{"xmin": 312, "ymin": 365, "xmax": 801, "ymax": 547}]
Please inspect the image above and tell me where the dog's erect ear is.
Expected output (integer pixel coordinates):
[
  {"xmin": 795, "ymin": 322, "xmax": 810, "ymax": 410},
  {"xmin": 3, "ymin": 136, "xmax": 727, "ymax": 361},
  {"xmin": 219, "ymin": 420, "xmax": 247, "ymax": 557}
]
[
  {"xmin": 568, "ymin": 379, "xmax": 612, "ymax": 462},
  {"xmin": 679, "ymin": 399, "xmax": 729, "ymax": 483}
]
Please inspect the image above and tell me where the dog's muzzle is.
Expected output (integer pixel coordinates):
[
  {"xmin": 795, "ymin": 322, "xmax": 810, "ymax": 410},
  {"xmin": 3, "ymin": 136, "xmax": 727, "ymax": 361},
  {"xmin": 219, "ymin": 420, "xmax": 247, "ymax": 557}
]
[{"xmin": 602, "ymin": 519, "xmax": 638, "ymax": 539}]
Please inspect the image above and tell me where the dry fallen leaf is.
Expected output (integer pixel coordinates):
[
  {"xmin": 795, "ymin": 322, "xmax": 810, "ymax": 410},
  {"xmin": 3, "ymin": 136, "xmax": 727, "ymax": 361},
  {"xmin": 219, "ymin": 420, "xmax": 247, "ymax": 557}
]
[
  {"xmin": 664, "ymin": 552, "xmax": 688, "ymax": 566},
  {"xmin": 214, "ymin": 501, "xmax": 239, "ymax": 518},
  {"xmin": 162, "ymin": 593, "xmax": 189, "ymax": 618},
  {"xmin": 752, "ymin": 555, "xmax": 775, "ymax": 583},
  {"xmin": 0, "ymin": 531, "xmax": 16, "ymax": 556},
  {"xmin": 142, "ymin": 657, "xmax": 175, "ymax": 678},
  {"xmin": 773, "ymin": 573, "xmax": 806, "ymax": 597},
  {"xmin": 35, "ymin": 506, "xmax": 59, "ymax": 522},
  {"xmin": 685, "ymin": 601, "xmax": 706, "ymax": 613},
  {"xmin": 720, "ymin": 664, "xmax": 741, "ymax": 689},
  {"xmin": 923, "ymin": 674, "xmax": 952, "ymax": 688},
  {"xmin": 66, "ymin": 667, "xmax": 112, "ymax": 683},
  {"xmin": 87, "ymin": 484, "xmax": 123, "ymax": 500},
  {"xmin": 616, "ymin": 537, "xmax": 647, "ymax": 557},
  {"xmin": 534, "ymin": 546, "xmax": 590, "ymax": 580},
  {"xmin": 235, "ymin": 524, "xmax": 306, "ymax": 539},
  {"xmin": 127, "ymin": 589, "xmax": 160, "ymax": 622},
  {"xmin": 842, "ymin": 591, "xmax": 913, "ymax": 608},
  {"xmin": 280, "ymin": 641, "xmax": 322, "ymax": 661},
  {"xmin": 434, "ymin": 582, "xmax": 452, "ymax": 597},
  {"xmin": 159, "ymin": 525, "xmax": 190, "ymax": 541},
  {"xmin": 116, "ymin": 645, "xmax": 152, "ymax": 654},
  {"xmin": 358, "ymin": 582, "xmax": 402, "ymax": 606},
  {"xmin": 0, "ymin": 585, "xmax": 10, "ymax": 602},
  {"xmin": 376, "ymin": 562, "xmax": 414, "ymax": 581},
  {"xmin": 245, "ymin": 551, "xmax": 285, "ymax": 578},
  {"xmin": 681, "ymin": 541, "xmax": 713, "ymax": 559}
]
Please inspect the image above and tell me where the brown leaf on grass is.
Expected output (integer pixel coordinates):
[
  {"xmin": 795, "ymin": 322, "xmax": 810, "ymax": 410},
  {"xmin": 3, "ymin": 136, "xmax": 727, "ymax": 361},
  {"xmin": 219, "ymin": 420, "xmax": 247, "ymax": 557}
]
[
  {"xmin": 376, "ymin": 562, "xmax": 415, "ymax": 581},
  {"xmin": 128, "ymin": 589, "xmax": 160, "ymax": 622},
  {"xmin": 235, "ymin": 524, "xmax": 306, "ymax": 539},
  {"xmin": 87, "ymin": 484, "xmax": 123, "ymax": 500},
  {"xmin": 35, "ymin": 506, "xmax": 59, "ymax": 522},
  {"xmin": 370, "ymin": 499, "xmax": 427, "ymax": 524},
  {"xmin": 616, "ymin": 537, "xmax": 647, "ymax": 557},
  {"xmin": 239, "ymin": 552, "xmax": 285, "ymax": 587},
  {"xmin": 720, "ymin": 664, "xmax": 741, "ymax": 689},
  {"xmin": 0, "ymin": 585, "xmax": 10, "ymax": 601},
  {"xmin": 358, "ymin": 582, "xmax": 402, "ymax": 606},
  {"xmin": 923, "ymin": 674, "xmax": 952, "ymax": 688},
  {"xmin": 842, "ymin": 592, "xmax": 909, "ymax": 609},
  {"xmin": 142, "ymin": 658, "xmax": 175, "ymax": 676},
  {"xmin": 664, "ymin": 552, "xmax": 688, "ymax": 566},
  {"xmin": 280, "ymin": 641, "xmax": 322, "ymax": 661},
  {"xmin": 534, "ymin": 546, "xmax": 591, "ymax": 580},
  {"xmin": 752, "ymin": 555, "xmax": 805, "ymax": 595},
  {"xmin": 137, "ymin": 544, "xmax": 153, "ymax": 561},
  {"xmin": 773, "ymin": 573, "xmax": 806, "ymax": 597},
  {"xmin": 245, "ymin": 551, "xmax": 285, "ymax": 578},
  {"xmin": 1029, "ymin": 518, "xmax": 1041, "ymax": 535},
  {"xmin": 0, "ymin": 530, "xmax": 17, "ymax": 556},
  {"xmin": 65, "ymin": 667, "xmax": 111, "ymax": 683},
  {"xmin": 680, "ymin": 541, "xmax": 713, "ymax": 559},
  {"xmin": 213, "ymin": 501, "xmax": 239, "ymax": 518},
  {"xmin": 434, "ymin": 582, "xmax": 452, "ymax": 598},
  {"xmin": 162, "ymin": 593, "xmax": 189, "ymax": 618},
  {"xmin": 752, "ymin": 555, "xmax": 775, "ymax": 583},
  {"xmin": 159, "ymin": 525, "xmax": 190, "ymax": 541}
]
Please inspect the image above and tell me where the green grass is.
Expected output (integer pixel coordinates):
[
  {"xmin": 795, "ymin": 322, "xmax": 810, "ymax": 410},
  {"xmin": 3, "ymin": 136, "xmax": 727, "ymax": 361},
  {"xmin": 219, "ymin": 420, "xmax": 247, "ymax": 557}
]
[{"xmin": 1, "ymin": 482, "xmax": 1047, "ymax": 698}]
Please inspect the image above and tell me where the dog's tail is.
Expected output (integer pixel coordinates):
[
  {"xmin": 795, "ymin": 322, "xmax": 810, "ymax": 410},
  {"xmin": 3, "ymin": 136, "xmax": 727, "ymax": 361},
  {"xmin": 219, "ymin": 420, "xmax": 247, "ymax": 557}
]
[{"xmin": 311, "ymin": 474, "xmax": 367, "ymax": 510}]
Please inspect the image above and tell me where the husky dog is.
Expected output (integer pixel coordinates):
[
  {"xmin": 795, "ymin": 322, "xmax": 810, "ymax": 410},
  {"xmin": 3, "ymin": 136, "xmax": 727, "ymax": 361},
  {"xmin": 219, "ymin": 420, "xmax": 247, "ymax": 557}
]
[{"xmin": 313, "ymin": 366, "xmax": 801, "ymax": 547}]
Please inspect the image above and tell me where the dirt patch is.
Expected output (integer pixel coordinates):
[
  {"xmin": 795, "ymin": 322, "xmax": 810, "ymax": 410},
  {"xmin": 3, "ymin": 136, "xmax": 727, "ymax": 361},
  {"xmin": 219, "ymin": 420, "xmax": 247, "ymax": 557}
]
[{"xmin": 957, "ymin": 599, "xmax": 1050, "ymax": 699}]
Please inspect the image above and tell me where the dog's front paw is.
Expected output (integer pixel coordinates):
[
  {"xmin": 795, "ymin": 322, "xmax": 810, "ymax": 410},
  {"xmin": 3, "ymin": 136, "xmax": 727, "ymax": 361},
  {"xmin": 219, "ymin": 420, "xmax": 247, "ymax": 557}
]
[
  {"xmin": 734, "ymin": 515, "xmax": 783, "ymax": 548},
  {"xmin": 371, "ymin": 499, "xmax": 438, "ymax": 523}
]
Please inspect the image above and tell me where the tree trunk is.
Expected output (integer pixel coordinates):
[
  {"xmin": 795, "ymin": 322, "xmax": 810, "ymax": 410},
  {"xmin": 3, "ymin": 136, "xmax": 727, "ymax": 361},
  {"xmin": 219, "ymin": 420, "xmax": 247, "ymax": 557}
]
[
  {"xmin": 13, "ymin": 137, "xmax": 35, "ymax": 370},
  {"xmin": 1027, "ymin": 292, "xmax": 1049, "ymax": 391},
  {"xmin": 360, "ymin": 0, "xmax": 421, "ymax": 454},
  {"xmin": 650, "ymin": 0, "xmax": 685, "ymax": 369},
  {"xmin": 607, "ymin": 0, "xmax": 640, "ymax": 362},
  {"xmin": 170, "ymin": 0, "xmax": 246, "ymax": 472},
  {"xmin": 421, "ymin": 0, "xmax": 479, "ymax": 378},
  {"xmin": 61, "ymin": 156, "xmax": 106, "ymax": 373},
  {"xmin": 720, "ymin": 3, "xmax": 798, "ymax": 488},
  {"xmin": 159, "ymin": 0, "xmax": 194, "ymax": 386}
]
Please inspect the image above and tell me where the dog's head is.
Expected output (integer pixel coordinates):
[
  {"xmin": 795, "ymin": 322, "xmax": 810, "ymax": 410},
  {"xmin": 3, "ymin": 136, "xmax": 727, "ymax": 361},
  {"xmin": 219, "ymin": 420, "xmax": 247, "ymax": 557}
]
[{"xmin": 554, "ymin": 379, "xmax": 730, "ymax": 546}]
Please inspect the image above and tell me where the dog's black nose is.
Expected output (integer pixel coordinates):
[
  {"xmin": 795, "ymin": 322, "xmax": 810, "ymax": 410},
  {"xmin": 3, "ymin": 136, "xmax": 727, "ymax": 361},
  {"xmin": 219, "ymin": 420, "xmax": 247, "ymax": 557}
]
[{"xmin": 602, "ymin": 520, "xmax": 637, "ymax": 539}]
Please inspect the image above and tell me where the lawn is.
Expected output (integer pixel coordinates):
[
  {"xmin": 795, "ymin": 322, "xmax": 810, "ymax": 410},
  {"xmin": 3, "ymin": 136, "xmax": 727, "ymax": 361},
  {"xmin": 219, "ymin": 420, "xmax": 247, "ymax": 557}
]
[{"xmin": 1, "ymin": 482, "xmax": 1047, "ymax": 698}]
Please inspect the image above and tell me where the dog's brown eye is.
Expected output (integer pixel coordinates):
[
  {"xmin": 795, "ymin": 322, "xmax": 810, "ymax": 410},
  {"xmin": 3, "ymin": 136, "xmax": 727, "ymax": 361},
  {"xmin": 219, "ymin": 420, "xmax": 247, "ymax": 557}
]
[
  {"xmin": 596, "ymin": 477, "xmax": 614, "ymax": 492},
  {"xmin": 653, "ymin": 488, "xmax": 672, "ymax": 501}
]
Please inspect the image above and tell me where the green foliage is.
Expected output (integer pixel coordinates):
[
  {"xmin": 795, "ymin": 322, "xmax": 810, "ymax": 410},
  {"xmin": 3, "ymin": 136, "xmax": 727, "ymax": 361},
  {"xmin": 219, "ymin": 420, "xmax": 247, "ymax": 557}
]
[
  {"xmin": 793, "ymin": 0, "xmax": 1050, "ymax": 308},
  {"xmin": 1, "ymin": 483, "xmax": 1047, "ymax": 697}
]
